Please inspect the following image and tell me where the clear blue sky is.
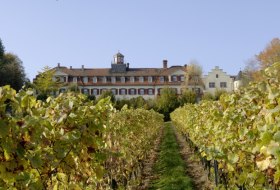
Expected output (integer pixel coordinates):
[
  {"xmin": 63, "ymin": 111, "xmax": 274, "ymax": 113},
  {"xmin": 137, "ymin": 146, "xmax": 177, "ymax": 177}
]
[{"xmin": 1, "ymin": 0, "xmax": 280, "ymax": 80}]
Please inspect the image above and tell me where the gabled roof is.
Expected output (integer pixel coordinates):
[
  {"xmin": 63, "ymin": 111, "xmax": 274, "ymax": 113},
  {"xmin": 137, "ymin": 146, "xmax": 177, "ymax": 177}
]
[{"xmin": 54, "ymin": 65, "xmax": 186, "ymax": 77}]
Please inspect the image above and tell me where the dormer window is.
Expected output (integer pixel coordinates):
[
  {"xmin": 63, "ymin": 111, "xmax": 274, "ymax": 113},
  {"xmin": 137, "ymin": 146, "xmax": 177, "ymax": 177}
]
[
  {"xmin": 139, "ymin": 77, "xmax": 144, "ymax": 83},
  {"xmin": 172, "ymin": 75, "xmax": 177, "ymax": 82},
  {"xmin": 83, "ymin": 77, "xmax": 88, "ymax": 83},
  {"xmin": 93, "ymin": 77, "xmax": 97, "ymax": 83},
  {"xmin": 111, "ymin": 77, "xmax": 116, "ymax": 83},
  {"xmin": 148, "ymin": 76, "xmax": 153, "ymax": 83},
  {"xmin": 160, "ymin": 76, "xmax": 164, "ymax": 83},
  {"xmin": 103, "ymin": 77, "xmax": 107, "ymax": 83},
  {"xmin": 130, "ymin": 76, "xmax": 135, "ymax": 83}
]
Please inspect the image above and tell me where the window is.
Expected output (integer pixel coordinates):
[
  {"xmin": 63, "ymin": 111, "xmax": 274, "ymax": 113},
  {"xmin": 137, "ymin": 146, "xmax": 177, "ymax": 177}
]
[
  {"xmin": 220, "ymin": 82, "xmax": 227, "ymax": 88},
  {"xmin": 139, "ymin": 88, "xmax": 145, "ymax": 95},
  {"xmin": 139, "ymin": 77, "xmax": 144, "ymax": 83},
  {"xmin": 148, "ymin": 89, "xmax": 154, "ymax": 95},
  {"xmin": 180, "ymin": 75, "xmax": 185, "ymax": 81},
  {"xmin": 172, "ymin": 75, "xmax": 177, "ymax": 82},
  {"xmin": 92, "ymin": 89, "xmax": 99, "ymax": 96},
  {"xmin": 82, "ymin": 88, "xmax": 89, "ymax": 95},
  {"xmin": 160, "ymin": 76, "xmax": 164, "ymax": 83},
  {"xmin": 130, "ymin": 88, "xmax": 136, "ymax": 95},
  {"xmin": 121, "ymin": 77, "xmax": 125, "ymax": 83},
  {"xmin": 216, "ymin": 74, "xmax": 219, "ymax": 78},
  {"xmin": 83, "ymin": 77, "xmax": 88, "ymax": 83},
  {"xmin": 120, "ymin": 88, "xmax": 126, "ymax": 95},
  {"xmin": 209, "ymin": 82, "xmax": 215, "ymax": 88},
  {"xmin": 73, "ymin": 77, "xmax": 77, "ymax": 83},
  {"xmin": 130, "ymin": 77, "xmax": 135, "ymax": 83},
  {"xmin": 148, "ymin": 76, "xmax": 153, "ymax": 83},
  {"xmin": 111, "ymin": 77, "xmax": 116, "ymax": 83},
  {"xmin": 111, "ymin": 89, "xmax": 117, "ymax": 95},
  {"xmin": 93, "ymin": 77, "xmax": 97, "ymax": 83}
]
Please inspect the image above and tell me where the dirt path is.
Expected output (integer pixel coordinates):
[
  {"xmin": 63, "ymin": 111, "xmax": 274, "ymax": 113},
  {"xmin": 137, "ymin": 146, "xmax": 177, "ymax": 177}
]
[
  {"xmin": 174, "ymin": 126, "xmax": 214, "ymax": 190},
  {"xmin": 137, "ymin": 126, "xmax": 164, "ymax": 190},
  {"xmin": 138, "ymin": 123, "xmax": 214, "ymax": 190}
]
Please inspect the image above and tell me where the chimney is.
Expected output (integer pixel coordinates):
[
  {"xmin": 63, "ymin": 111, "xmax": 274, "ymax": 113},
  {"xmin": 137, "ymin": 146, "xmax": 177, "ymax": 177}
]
[
  {"xmin": 57, "ymin": 63, "xmax": 60, "ymax": 67},
  {"xmin": 163, "ymin": 60, "xmax": 168, "ymax": 69},
  {"xmin": 82, "ymin": 65, "xmax": 84, "ymax": 71},
  {"xmin": 127, "ymin": 63, "xmax": 130, "ymax": 69},
  {"xmin": 70, "ymin": 66, "xmax": 72, "ymax": 70}
]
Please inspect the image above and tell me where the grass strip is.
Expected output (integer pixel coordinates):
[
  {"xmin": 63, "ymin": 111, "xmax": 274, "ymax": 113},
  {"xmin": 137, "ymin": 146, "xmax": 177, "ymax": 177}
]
[{"xmin": 149, "ymin": 122, "xmax": 193, "ymax": 190}]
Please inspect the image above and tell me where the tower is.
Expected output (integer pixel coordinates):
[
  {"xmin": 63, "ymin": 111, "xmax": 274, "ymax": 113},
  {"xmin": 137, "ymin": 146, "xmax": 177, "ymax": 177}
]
[{"xmin": 113, "ymin": 52, "xmax": 124, "ymax": 64}]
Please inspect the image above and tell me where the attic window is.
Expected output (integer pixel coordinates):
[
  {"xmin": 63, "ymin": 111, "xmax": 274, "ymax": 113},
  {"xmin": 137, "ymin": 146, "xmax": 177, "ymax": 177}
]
[
  {"xmin": 160, "ymin": 76, "xmax": 164, "ymax": 83},
  {"xmin": 148, "ymin": 76, "xmax": 153, "ymax": 83},
  {"xmin": 93, "ymin": 77, "xmax": 97, "ymax": 83}
]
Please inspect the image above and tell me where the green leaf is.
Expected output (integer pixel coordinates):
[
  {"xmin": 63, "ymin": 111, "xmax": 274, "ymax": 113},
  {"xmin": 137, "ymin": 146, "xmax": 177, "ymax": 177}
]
[
  {"xmin": 30, "ymin": 153, "xmax": 43, "ymax": 168},
  {"xmin": 0, "ymin": 120, "xmax": 9, "ymax": 138},
  {"xmin": 57, "ymin": 172, "xmax": 68, "ymax": 183},
  {"xmin": 261, "ymin": 132, "xmax": 273, "ymax": 146},
  {"xmin": 256, "ymin": 157, "xmax": 270, "ymax": 171},
  {"xmin": 273, "ymin": 131, "xmax": 280, "ymax": 142},
  {"xmin": 228, "ymin": 153, "xmax": 239, "ymax": 164},
  {"xmin": 274, "ymin": 169, "xmax": 280, "ymax": 183}
]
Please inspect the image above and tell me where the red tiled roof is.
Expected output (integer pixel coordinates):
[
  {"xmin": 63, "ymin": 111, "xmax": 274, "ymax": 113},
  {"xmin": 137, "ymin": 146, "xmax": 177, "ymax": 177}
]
[{"xmin": 55, "ymin": 66, "xmax": 186, "ymax": 77}]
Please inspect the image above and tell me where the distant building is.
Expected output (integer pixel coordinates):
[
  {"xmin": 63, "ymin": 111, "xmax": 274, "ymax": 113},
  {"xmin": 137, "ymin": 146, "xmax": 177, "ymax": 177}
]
[
  {"xmin": 36, "ymin": 53, "xmax": 240, "ymax": 99},
  {"xmin": 203, "ymin": 66, "xmax": 234, "ymax": 94},
  {"xmin": 49, "ymin": 52, "xmax": 187, "ymax": 99}
]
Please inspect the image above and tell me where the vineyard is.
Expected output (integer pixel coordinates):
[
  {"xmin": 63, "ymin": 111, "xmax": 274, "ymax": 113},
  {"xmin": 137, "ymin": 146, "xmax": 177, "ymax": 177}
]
[
  {"xmin": 0, "ymin": 86, "xmax": 163, "ymax": 189},
  {"xmin": 171, "ymin": 63, "xmax": 280, "ymax": 189}
]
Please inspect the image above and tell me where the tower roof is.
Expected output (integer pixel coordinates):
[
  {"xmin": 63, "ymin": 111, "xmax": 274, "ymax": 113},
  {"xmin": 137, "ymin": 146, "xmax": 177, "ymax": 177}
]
[
  {"xmin": 236, "ymin": 70, "xmax": 243, "ymax": 80},
  {"xmin": 114, "ymin": 52, "xmax": 124, "ymax": 57}
]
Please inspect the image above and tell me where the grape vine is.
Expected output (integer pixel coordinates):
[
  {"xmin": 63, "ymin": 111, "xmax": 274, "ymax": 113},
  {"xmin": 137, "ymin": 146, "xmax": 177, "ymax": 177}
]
[
  {"xmin": 0, "ymin": 86, "xmax": 163, "ymax": 189},
  {"xmin": 171, "ymin": 62, "xmax": 280, "ymax": 189}
]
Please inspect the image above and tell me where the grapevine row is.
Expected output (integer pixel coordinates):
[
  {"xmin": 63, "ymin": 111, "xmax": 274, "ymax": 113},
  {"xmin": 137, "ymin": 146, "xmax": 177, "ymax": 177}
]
[
  {"xmin": 0, "ymin": 86, "xmax": 163, "ymax": 189},
  {"xmin": 171, "ymin": 62, "xmax": 280, "ymax": 189}
]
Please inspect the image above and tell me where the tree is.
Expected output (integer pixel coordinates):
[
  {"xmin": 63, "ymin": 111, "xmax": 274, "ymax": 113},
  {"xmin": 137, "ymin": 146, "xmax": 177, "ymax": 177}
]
[
  {"xmin": 0, "ymin": 38, "xmax": 4, "ymax": 60},
  {"xmin": 179, "ymin": 90, "xmax": 196, "ymax": 106},
  {"xmin": 0, "ymin": 53, "xmax": 27, "ymax": 91},
  {"xmin": 155, "ymin": 87, "xmax": 179, "ymax": 121},
  {"xmin": 184, "ymin": 61, "xmax": 203, "ymax": 88},
  {"xmin": 257, "ymin": 38, "xmax": 280, "ymax": 69},
  {"xmin": 243, "ymin": 58, "xmax": 262, "ymax": 83},
  {"xmin": 33, "ymin": 66, "xmax": 61, "ymax": 96}
]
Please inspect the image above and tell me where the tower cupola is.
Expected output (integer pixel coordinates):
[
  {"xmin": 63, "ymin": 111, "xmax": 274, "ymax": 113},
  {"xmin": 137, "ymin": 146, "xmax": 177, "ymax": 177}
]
[{"xmin": 114, "ymin": 52, "xmax": 124, "ymax": 64}]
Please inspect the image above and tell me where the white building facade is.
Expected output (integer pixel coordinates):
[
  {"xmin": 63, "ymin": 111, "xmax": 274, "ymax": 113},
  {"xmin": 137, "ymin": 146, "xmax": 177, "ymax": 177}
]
[
  {"xmin": 203, "ymin": 66, "xmax": 234, "ymax": 95},
  {"xmin": 49, "ymin": 53, "xmax": 188, "ymax": 100}
]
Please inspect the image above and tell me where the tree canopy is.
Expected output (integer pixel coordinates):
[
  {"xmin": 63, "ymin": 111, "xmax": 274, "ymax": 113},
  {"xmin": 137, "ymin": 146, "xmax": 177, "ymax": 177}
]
[
  {"xmin": 257, "ymin": 38, "xmax": 280, "ymax": 69},
  {"xmin": 156, "ymin": 87, "xmax": 179, "ymax": 121},
  {"xmin": 0, "ymin": 38, "xmax": 4, "ymax": 59},
  {"xmin": 0, "ymin": 53, "xmax": 27, "ymax": 91},
  {"xmin": 33, "ymin": 66, "xmax": 61, "ymax": 96}
]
